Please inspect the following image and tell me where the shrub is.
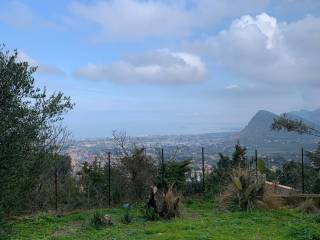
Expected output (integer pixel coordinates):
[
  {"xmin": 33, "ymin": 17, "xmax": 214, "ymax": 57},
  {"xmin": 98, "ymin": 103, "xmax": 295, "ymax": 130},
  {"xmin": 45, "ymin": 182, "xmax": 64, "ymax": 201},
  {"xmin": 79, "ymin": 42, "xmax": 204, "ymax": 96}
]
[
  {"xmin": 145, "ymin": 207, "xmax": 159, "ymax": 221},
  {"xmin": 90, "ymin": 211, "xmax": 112, "ymax": 229},
  {"xmin": 160, "ymin": 184, "xmax": 181, "ymax": 219},
  {"xmin": 299, "ymin": 199, "xmax": 320, "ymax": 214},
  {"xmin": 219, "ymin": 168, "xmax": 265, "ymax": 211},
  {"xmin": 147, "ymin": 183, "xmax": 182, "ymax": 220},
  {"xmin": 121, "ymin": 204, "xmax": 133, "ymax": 224},
  {"xmin": 0, "ymin": 215, "xmax": 11, "ymax": 240}
]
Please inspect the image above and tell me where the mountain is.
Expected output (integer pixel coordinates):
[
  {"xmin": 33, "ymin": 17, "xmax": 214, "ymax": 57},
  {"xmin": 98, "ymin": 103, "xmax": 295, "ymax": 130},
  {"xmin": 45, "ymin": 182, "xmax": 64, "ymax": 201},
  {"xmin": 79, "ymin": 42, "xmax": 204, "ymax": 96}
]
[
  {"xmin": 289, "ymin": 108, "xmax": 320, "ymax": 125},
  {"xmin": 238, "ymin": 110, "xmax": 318, "ymax": 153}
]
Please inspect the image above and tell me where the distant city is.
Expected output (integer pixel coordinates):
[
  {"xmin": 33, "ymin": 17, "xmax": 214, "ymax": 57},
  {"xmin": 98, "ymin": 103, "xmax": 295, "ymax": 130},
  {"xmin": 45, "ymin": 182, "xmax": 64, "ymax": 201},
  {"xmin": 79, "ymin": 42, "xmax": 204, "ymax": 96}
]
[{"xmin": 65, "ymin": 108, "xmax": 320, "ymax": 171}]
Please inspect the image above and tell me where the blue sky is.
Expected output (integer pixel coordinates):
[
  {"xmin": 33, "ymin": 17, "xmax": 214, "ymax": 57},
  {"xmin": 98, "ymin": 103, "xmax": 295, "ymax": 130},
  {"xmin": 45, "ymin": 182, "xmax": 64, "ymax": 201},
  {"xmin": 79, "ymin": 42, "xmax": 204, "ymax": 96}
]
[{"xmin": 1, "ymin": 0, "xmax": 320, "ymax": 138}]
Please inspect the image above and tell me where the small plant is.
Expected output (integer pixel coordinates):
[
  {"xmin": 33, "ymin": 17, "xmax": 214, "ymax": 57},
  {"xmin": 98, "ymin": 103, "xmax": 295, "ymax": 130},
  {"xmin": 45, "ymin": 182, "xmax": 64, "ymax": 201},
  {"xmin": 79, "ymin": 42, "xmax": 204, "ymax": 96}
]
[
  {"xmin": 90, "ymin": 210, "xmax": 112, "ymax": 229},
  {"xmin": 0, "ymin": 214, "xmax": 11, "ymax": 240},
  {"xmin": 121, "ymin": 204, "xmax": 133, "ymax": 224},
  {"xmin": 311, "ymin": 214, "xmax": 320, "ymax": 223},
  {"xmin": 145, "ymin": 207, "xmax": 159, "ymax": 221},
  {"xmin": 299, "ymin": 199, "xmax": 320, "ymax": 214},
  {"xmin": 289, "ymin": 224, "xmax": 320, "ymax": 240}
]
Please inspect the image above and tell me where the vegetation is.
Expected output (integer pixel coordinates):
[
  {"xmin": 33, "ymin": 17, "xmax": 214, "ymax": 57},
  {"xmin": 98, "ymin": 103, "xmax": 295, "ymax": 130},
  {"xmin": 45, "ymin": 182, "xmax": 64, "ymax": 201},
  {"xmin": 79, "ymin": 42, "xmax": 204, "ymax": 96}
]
[
  {"xmin": 272, "ymin": 114, "xmax": 320, "ymax": 193},
  {"xmin": 0, "ymin": 47, "xmax": 74, "ymax": 217},
  {"xmin": 2, "ymin": 45, "xmax": 320, "ymax": 239},
  {"xmin": 278, "ymin": 161, "xmax": 320, "ymax": 193},
  {"xmin": 298, "ymin": 199, "xmax": 319, "ymax": 214},
  {"xmin": 90, "ymin": 210, "xmax": 111, "ymax": 229},
  {"xmin": 220, "ymin": 168, "xmax": 265, "ymax": 211},
  {"xmin": 5, "ymin": 198, "xmax": 320, "ymax": 240}
]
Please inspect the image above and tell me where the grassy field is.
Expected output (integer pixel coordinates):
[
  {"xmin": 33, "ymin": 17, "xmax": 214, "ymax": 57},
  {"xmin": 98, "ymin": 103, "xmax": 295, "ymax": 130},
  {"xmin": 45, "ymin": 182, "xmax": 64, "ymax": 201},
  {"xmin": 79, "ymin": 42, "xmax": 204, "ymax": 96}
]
[{"xmin": 6, "ymin": 198, "xmax": 320, "ymax": 240}]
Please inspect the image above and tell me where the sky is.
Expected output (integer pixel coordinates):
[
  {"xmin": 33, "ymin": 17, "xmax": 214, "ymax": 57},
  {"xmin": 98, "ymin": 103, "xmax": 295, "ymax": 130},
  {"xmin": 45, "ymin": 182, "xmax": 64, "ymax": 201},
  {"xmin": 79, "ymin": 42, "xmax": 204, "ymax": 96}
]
[{"xmin": 1, "ymin": 0, "xmax": 320, "ymax": 138}]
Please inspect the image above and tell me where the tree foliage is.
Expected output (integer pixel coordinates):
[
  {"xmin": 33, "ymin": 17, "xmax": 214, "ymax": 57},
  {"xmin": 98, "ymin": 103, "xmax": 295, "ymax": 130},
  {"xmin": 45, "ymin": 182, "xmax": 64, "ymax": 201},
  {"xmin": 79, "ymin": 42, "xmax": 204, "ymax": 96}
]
[
  {"xmin": 156, "ymin": 159, "xmax": 191, "ymax": 191},
  {"xmin": 272, "ymin": 113, "xmax": 320, "ymax": 167},
  {"xmin": 0, "ymin": 47, "xmax": 74, "ymax": 215},
  {"xmin": 271, "ymin": 114, "xmax": 316, "ymax": 135}
]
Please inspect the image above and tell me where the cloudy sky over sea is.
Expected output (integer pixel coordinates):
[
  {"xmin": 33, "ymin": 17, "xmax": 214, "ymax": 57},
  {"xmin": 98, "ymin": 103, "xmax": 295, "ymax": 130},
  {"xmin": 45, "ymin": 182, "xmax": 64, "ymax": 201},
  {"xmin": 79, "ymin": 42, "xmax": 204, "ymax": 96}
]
[{"xmin": 1, "ymin": 0, "xmax": 320, "ymax": 138}]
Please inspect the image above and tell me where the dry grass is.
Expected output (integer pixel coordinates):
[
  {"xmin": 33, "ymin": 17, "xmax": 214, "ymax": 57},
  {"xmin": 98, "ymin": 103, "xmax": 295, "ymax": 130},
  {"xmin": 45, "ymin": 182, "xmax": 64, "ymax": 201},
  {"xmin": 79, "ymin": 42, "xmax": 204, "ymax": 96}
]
[
  {"xmin": 298, "ymin": 199, "xmax": 320, "ymax": 214},
  {"xmin": 160, "ymin": 184, "xmax": 181, "ymax": 219},
  {"xmin": 258, "ymin": 192, "xmax": 284, "ymax": 210}
]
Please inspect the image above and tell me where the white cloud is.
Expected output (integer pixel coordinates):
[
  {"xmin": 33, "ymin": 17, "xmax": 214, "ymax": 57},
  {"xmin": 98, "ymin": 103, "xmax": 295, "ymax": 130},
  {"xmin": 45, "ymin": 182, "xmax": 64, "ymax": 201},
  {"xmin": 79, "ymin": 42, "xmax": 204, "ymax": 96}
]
[
  {"xmin": 69, "ymin": 0, "xmax": 268, "ymax": 41},
  {"xmin": 74, "ymin": 49, "xmax": 207, "ymax": 84},
  {"xmin": 0, "ymin": 1, "xmax": 59, "ymax": 30},
  {"xmin": 189, "ymin": 13, "xmax": 320, "ymax": 85},
  {"xmin": 0, "ymin": 1, "xmax": 35, "ymax": 29},
  {"xmin": 225, "ymin": 84, "xmax": 239, "ymax": 89},
  {"xmin": 17, "ymin": 51, "xmax": 65, "ymax": 76},
  {"xmin": 70, "ymin": 0, "xmax": 192, "ymax": 40}
]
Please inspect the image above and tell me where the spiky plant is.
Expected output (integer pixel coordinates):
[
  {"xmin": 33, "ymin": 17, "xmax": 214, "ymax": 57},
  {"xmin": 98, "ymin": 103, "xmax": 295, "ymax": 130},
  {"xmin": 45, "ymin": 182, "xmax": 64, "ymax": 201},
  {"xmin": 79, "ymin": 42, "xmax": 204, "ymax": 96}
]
[
  {"xmin": 147, "ymin": 183, "xmax": 181, "ymax": 219},
  {"xmin": 220, "ymin": 168, "xmax": 265, "ymax": 211}
]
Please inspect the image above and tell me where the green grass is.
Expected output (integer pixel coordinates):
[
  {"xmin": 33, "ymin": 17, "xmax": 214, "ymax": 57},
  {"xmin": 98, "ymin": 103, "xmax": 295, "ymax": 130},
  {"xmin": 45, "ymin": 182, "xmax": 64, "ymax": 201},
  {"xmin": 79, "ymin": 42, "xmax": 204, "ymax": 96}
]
[{"xmin": 6, "ymin": 198, "xmax": 320, "ymax": 240}]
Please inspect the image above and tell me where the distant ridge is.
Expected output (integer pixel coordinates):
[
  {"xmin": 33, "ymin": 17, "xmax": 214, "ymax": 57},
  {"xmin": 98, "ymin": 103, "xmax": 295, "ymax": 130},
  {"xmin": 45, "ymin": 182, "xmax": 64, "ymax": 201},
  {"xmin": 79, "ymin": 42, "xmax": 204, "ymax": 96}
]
[
  {"xmin": 238, "ymin": 109, "xmax": 318, "ymax": 153},
  {"xmin": 289, "ymin": 108, "xmax": 320, "ymax": 125}
]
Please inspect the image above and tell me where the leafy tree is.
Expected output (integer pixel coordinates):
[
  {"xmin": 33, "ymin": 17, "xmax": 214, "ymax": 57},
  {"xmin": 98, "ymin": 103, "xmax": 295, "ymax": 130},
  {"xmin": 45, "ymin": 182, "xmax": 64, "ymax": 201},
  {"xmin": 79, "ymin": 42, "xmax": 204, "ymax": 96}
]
[
  {"xmin": 272, "ymin": 114, "xmax": 319, "ymax": 136},
  {"xmin": 78, "ymin": 158, "xmax": 110, "ymax": 207},
  {"xmin": 0, "ymin": 47, "xmax": 74, "ymax": 215},
  {"xmin": 272, "ymin": 114, "xmax": 320, "ymax": 168},
  {"xmin": 307, "ymin": 144, "xmax": 320, "ymax": 169},
  {"xmin": 216, "ymin": 142, "xmax": 247, "ymax": 174},
  {"xmin": 272, "ymin": 114, "xmax": 320, "ymax": 193},
  {"xmin": 120, "ymin": 147, "xmax": 156, "ymax": 202},
  {"xmin": 231, "ymin": 142, "xmax": 247, "ymax": 168},
  {"xmin": 278, "ymin": 161, "xmax": 319, "ymax": 193},
  {"xmin": 212, "ymin": 142, "xmax": 247, "ymax": 194},
  {"xmin": 156, "ymin": 159, "xmax": 191, "ymax": 191}
]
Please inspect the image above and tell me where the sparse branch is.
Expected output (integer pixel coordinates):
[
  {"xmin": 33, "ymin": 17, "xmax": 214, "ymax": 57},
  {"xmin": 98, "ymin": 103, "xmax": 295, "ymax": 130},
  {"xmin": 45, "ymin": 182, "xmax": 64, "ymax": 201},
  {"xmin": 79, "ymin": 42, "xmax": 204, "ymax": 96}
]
[
  {"xmin": 112, "ymin": 130, "xmax": 130, "ymax": 157},
  {"xmin": 169, "ymin": 147, "xmax": 180, "ymax": 162},
  {"xmin": 271, "ymin": 114, "xmax": 320, "ymax": 138}
]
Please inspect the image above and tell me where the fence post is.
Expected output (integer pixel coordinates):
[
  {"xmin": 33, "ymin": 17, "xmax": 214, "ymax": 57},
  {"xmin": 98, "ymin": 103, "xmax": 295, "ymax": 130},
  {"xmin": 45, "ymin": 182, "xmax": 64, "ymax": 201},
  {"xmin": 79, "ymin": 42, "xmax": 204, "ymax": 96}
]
[
  {"xmin": 55, "ymin": 164, "xmax": 58, "ymax": 212},
  {"xmin": 161, "ymin": 148, "xmax": 165, "ymax": 189},
  {"xmin": 108, "ymin": 151, "xmax": 111, "ymax": 207},
  {"xmin": 255, "ymin": 149, "xmax": 258, "ymax": 176},
  {"xmin": 301, "ymin": 147, "xmax": 305, "ymax": 194},
  {"xmin": 202, "ymin": 147, "xmax": 205, "ymax": 193}
]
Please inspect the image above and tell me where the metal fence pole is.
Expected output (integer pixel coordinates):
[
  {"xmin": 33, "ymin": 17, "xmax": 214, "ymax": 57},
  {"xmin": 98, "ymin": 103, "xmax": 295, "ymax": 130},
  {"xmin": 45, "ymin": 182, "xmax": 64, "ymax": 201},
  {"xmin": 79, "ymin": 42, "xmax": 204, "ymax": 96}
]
[
  {"xmin": 108, "ymin": 151, "xmax": 111, "ymax": 207},
  {"xmin": 255, "ymin": 149, "xmax": 258, "ymax": 175},
  {"xmin": 161, "ymin": 148, "xmax": 165, "ymax": 189},
  {"xmin": 55, "ymin": 164, "xmax": 58, "ymax": 212},
  {"xmin": 301, "ymin": 147, "xmax": 305, "ymax": 194},
  {"xmin": 202, "ymin": 147, "xmax": 205, "ymax": 193}
]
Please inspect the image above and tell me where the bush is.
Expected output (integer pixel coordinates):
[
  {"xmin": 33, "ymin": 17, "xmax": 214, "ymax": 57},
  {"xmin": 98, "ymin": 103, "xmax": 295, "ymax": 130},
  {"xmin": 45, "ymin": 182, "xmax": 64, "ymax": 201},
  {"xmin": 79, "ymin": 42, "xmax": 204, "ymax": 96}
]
[
  {"xmin": 90, "ymin": 211, "xmax": 112, "ymax": 229},
  {"xmin": 299, "ymin": 199, "xmax": 320, "ymax": 214},
  {"xmin": 121, "ymin": 211, "xmax": 132, "ymax": 224},
  {"xmin": 147, "ymin": 183, "xmax": 182, "ymax": 220},
  {"xmin": 160, "ymin": 184, "xmax": 181, "ymax": 219},
  {"xmin": 121, "ymin": 205, "xmax": 133, "ymax": 224},
  {"xmin": 145, "ymin": 207, "xmax": 159, "ymax": 221},
  {"xmin": 219, "ymin": 168, "xmax": 265, "ymax": 211},
  {"xmin": 0, "ymin": 217, "xmax": 11, "ymax": 240}
]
